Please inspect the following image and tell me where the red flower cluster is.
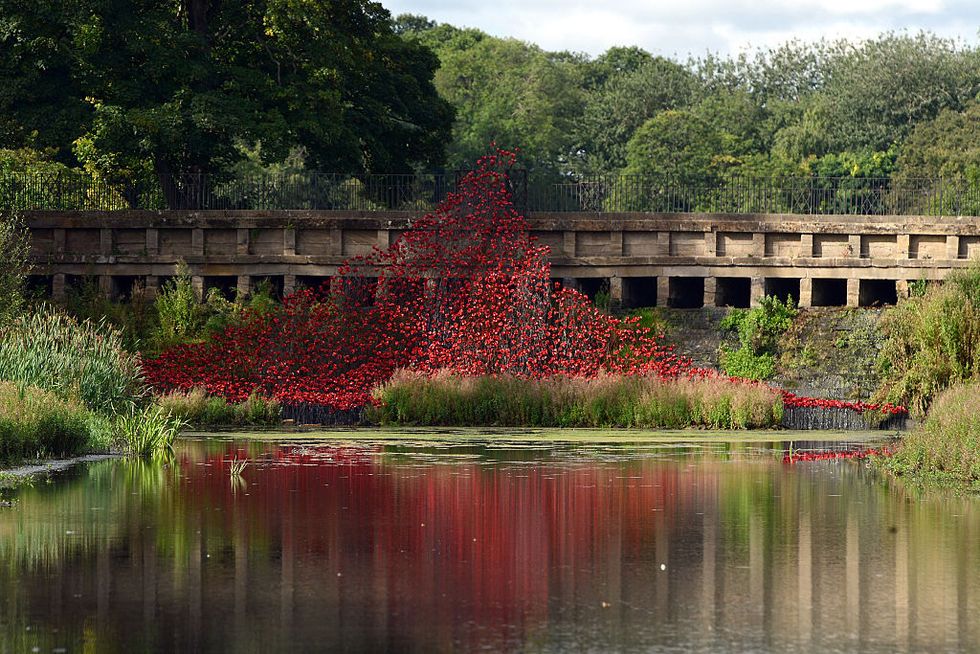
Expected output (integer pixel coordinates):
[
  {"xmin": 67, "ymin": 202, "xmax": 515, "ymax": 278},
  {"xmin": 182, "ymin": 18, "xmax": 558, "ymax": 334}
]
[
  {"xmin": 143, "ymin": 148, "xmax": 909, "ymax": 420},
  {"xmin": 144, "ymin": 150, "xmax": 691, "ymax": 411},
  {"xmin": 779, "ymin": 391, "xmax": 906, "ymax": 415},
  {"xmin": 782, "ymin": 446, "xmax": 893, "ymax": 464}
]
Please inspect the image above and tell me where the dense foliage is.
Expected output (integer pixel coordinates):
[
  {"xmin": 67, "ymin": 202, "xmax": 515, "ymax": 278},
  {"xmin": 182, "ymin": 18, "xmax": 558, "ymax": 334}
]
[
  {"xmin": 0, "ymin": 211, "xmax": 28, "ymax": 325},
  {"xmin": 876, "ymin": 267, "xmax": 980, "ymax": 416},
  {"xmin": 719, "ymin": 296, "xmax": 798, "ymax": 380},
  {"xmin": 0, "ymin": 0, "xmax": 453, "ymax": 196},
  {"xmin": 397, "ymin": 20, "xmax": 980, "ymax": 189}
]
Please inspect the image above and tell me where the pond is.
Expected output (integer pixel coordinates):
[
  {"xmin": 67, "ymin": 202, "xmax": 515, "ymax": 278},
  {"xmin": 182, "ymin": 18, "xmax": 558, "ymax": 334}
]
[{"xmin": 1, "ymin": 430, "xmax": 978, "ymax": 653}]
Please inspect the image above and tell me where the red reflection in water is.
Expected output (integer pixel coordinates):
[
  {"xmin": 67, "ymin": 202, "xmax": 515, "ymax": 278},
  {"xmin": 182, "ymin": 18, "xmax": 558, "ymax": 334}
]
[{"xmin": 179, "ymin": 443, "xmax": 706, "ymax": 649}]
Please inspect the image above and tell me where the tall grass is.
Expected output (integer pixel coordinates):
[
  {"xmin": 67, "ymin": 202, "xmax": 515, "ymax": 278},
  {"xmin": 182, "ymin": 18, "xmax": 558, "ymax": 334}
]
[
  {"xmin": 0, "ymin": 382, "xmax": 109, "ymax": 463},
  {"xmin": 883, "ymin": 382, "xmax": 980, "ymax": 487},
  {"xmin": 876, "ymin": 265, "xmax": 980, "ymax": 416},
  {"xmin": 0, "ymin": 310, "xmax": 145, "ymax": 415},
  {"xmin": 155, "ymin": 388, "xmax": 281, "ymax": 426},
  {"xmin": 371, "ymin": 370, "xmax": 783, "ymax": 429},
  {"xmin": 116, "ymin": 405, "xmax": 187, "ymax": 458}
]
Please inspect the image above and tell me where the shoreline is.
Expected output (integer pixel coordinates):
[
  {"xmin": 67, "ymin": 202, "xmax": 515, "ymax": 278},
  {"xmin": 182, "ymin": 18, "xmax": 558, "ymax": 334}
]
[{"xmin": 0, "ymin": 453, "xmax": 119, "ymax": 486}]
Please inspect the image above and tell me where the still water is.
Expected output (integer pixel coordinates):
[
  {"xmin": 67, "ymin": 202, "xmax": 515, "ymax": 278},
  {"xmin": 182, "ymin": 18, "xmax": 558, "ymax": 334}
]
[{"xmin": 1, "ymin": 432, "xmax": 978, "ymax": 653}]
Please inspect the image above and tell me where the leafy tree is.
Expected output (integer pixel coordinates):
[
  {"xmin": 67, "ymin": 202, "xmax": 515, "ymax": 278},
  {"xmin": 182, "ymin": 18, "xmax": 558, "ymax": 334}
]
[
  {"xmin": 573, "ymin": 56, "xmax": 698, "ymax": 175},
  {"xmin": 895, "ymin": 103, "xmax": 980, "ymax": 182},
  {"xmin": 820, "ymin": 32, "xmax": 980, "ymax": 151},
  {"xmin": 403, "ymin": 21, "xmax": 585, "ymax": 176},
  {"xmin": 0, "ymin": 0, "xmax": 453, "ymax": 203},
  {"xmin": 623, "ymin": 110, "xmax": 723, "ymax": 186}
]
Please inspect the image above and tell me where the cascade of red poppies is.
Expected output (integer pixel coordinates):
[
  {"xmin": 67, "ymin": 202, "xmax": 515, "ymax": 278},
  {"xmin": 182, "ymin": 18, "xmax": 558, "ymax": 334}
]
[
  {"xmin": 143, "ymin": 149, "xmax": 907, "ymax": 418},
  {"xmin": 143, "ymin": 150, "xmax": 690, "ymax": 411}
]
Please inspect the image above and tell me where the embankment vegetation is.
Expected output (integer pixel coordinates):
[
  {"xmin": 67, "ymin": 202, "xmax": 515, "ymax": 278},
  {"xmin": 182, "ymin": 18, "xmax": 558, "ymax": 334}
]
[
  {"xmin": 873, "ymin": 267, "xmax": 980, "ymax": 486},
  {"xmin": 371, "ymin": 370, "xmax": 783, "ymax": 429},
  {"xmin": 881, "ymin": 383, "xmax": 980, "ymax": 488},
  {"xmin": 719, "ymin": 296, "xmax": 798, "ymax": 380},
  {"xmin": 875, "ymin": 267, "xmax": 980, "ymax": 417}
]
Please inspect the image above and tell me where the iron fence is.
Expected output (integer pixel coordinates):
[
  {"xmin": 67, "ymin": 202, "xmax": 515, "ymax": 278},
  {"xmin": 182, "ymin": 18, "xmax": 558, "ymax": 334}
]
[{"xmin": 2, "ymin": 170, "xmax": 979, "ymax": 216}]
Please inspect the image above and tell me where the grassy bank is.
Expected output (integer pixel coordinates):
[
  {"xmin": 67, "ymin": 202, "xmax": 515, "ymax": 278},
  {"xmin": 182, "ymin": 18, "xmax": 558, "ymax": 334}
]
[
  {"xmin": 371, "ymin": 370, "xmax": 783, "ymax": 429},
  {"xmin": 156, "ymin": 389, "xmax": 281, "ymax": 427},
  {"xmin": 0, "ymin": 382, "xmax": 112, "ymax": 464},
  {"xmin": 0, "ymin": 310, "xmax": 187, "ymax": 462},
  {"xmin": 882, "ymin": 382, "xmax": 980, "ymax": 488}
]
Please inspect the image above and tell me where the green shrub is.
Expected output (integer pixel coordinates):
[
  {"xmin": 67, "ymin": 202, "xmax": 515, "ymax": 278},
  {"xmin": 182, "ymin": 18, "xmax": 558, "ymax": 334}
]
[
  {"xmin": 152, "ymin": 261, "xmax": 206, "ymax": 351},
  {"xmin": 883, "ymin": 382, "xmax": 980, "ymax": 487},
  {"xmin": 720, "ymin": 295, "xmax": 797, "ymax": 380},
  {"xmin": 0, "ymin": 211, "xmax": 30, "ymax": 326},
  {"xmin": 116, "ymin": 405, "xmax": 187, "ymax": 458},
  {"xmin": 370, "ymin": 370, "xmax": 783, "ymax": 429},
  {"xmin": 0, "ymin": 382, "xmax": 104, "ymax": 463},
  {"xmin": 0, "ymin": 311, "xmax": 145, "ymax": 415},
  {"xmin": 156, "ymin": 388, "xmax": 281, "ymax": 426},
  {"xmin": 876, "ymin": 266, "xmax": 980, "ymax": 416}
]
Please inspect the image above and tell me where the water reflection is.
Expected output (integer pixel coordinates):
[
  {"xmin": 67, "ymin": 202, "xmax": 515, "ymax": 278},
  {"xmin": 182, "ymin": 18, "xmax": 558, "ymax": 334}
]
[{"xmin": 0, "ymin": 437, "xmax": 977, "ymax": 653}]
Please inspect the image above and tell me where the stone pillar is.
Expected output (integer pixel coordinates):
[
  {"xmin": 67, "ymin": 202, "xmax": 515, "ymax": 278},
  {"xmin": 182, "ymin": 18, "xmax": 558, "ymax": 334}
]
[
  {"xmin": 750, "ymin": 277, "xmax": 765, "ymax": 307},
  {"xmin": 800, "ymin": 233, "xmax": 814, "ymax": 258},
  {"xmin": 657, "ymin": 232, "xmax": 670, "ymax": 256},
  {"xmin": 192, "ymin": 228, "xmax": 205, "ymax": 256},
  {"xmin": 846, "ymin": 278, "xmax": 860, "ymax": 306},
  {"xmin": 610, "ymin": 231, "xmax": 624, "ymax": 257},
  {"xmin": 146, "ymin": 228, "xmax": 159, "ymax": 256},
  {"xmin": 849, "ymin": 234, "xmax": 861, "ymax": 258},
  {"xmin": 99, "ymin": 275, "xmax": 113, "ymax": 298},
  {"xmin": 144, "ymin": 275, "xmax": 159, "ymax": 300},
  {"xmin": 799, "ymin": 277, "xmax": 813, "ymax": 308},
  {"xmin": 330, "ymin": 228, "xmax": 343, "ymax": 256},
  {"xmin": 283, "ymin": 274, "xmax": 296, "ymax": 296},
  {"xmin": 236, "ymin": 275, "xmax": 251, "ymax": 299},
  {"xmin": 563, "ymin": 231, "xmax": 577, "ymax": 257},
  {"xmin": 897, "ymin": 234, "xmax": 910, "ymax": 259},
  {"xmin": 703, "ymin": 277, "xmax": 717, "ymax": 307},
  {"xmin": 192, "ymin": 275, "xmax": 205, "ymax": 301},
  {"xmin": 100, "ymin": 228, "xmax": 113, "ymax": 256},
  {"xmin": 946, "ymin": 235, "xmax": 960, "ymax": 260},
  {"xmin": 52, "ymin": 273, "xmax": 66, "ymax": 301},
  {"xmin": 283, "ymin": 227, "xmax": 296, "ymax": 256},
  {"xmin": 704, "ymin": 230, "xmax": 716, "ymax": 256},
  {"xmin": 237, "ymin": 228, "xmax": 249, "ymax": 256},
  {"xmin": 752, "ymin": 233, "xmax": 765, "ymax": 257},
  {"xmin": 657, "ymin": 277, "xmax": 670, "ymax": 307},
  {"xmin": 609, "ymin": 276, "xmax": 623, "ymax": 310},
  {"xmin": 54, "ymin": 228, "xmax": 66, "ymax": 255},
  {"xmin": 896, "ymin": 279, "xmax": 910, "ymax": 299}
]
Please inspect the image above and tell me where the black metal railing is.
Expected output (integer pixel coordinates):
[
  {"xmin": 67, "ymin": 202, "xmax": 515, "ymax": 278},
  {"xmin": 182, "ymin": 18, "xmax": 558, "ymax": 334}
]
[{"xmin": 3, "ymin": 170, "xmax": 979, "ymax": 216}]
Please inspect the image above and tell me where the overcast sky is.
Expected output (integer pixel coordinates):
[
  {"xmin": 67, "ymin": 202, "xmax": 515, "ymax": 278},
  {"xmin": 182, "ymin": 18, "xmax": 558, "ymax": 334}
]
[{"xmin": 383, "ymin": 0, "xmax": 980, "ymax": 58}]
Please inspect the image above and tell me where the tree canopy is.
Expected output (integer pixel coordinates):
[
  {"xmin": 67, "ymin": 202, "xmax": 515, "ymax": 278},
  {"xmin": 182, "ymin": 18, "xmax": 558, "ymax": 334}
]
[{"xmin": 0, "ymin": 0, "xmax": 453, "ymax": 185}]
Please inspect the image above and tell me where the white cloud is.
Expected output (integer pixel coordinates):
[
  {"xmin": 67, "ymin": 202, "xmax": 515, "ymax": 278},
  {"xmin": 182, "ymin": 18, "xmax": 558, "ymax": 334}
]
[{"xmin": 384, "ymin": 0, "xmax": 978, "ymax": 56}]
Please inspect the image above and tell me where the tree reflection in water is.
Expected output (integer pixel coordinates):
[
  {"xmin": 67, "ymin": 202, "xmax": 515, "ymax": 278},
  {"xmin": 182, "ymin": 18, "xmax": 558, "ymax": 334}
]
[{"xmin": 0, "ymin": 437, "xmax": 977, "ymax": 653}]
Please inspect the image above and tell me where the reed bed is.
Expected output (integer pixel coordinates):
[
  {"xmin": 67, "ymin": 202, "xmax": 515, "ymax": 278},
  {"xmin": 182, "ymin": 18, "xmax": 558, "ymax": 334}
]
[
  {"xmin": 371, "ymin": 370, "xmax": 783, "ymax": 429},
  {"xmin": 0, "ymin": 311, "xmax": 145, "ymax": 415},
  {"xmin": 155, "ymin": 388, "xmax": 281, "ymax": 426},
  {"xmin": 883, "ymin": 382, "xmax": 980, "ymax": 486},
  {"xmin": 0, "ymin": 382, "xmax": 111, "ymax": 463}
]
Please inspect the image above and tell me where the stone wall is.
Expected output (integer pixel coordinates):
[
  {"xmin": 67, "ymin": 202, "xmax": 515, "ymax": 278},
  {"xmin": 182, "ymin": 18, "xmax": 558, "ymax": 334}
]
[{"xmin": 25, "ymin": 210, "xmax": 980, "ymax": 307}]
